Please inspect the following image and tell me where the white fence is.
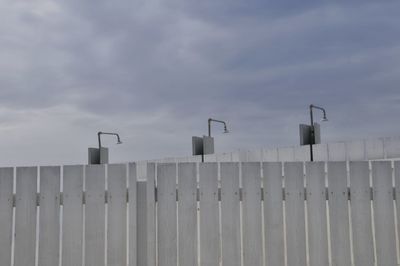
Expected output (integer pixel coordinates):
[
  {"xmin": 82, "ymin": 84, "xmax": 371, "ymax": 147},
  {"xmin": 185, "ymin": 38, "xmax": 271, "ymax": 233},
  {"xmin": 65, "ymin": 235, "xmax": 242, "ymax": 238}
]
[
  {"xmin": 141, "ymin": 136, "xmax": 400, "ymax": 167},
  {"xmin": 0, "ymin": 161, "xmax": 400, "ymax": 266}
]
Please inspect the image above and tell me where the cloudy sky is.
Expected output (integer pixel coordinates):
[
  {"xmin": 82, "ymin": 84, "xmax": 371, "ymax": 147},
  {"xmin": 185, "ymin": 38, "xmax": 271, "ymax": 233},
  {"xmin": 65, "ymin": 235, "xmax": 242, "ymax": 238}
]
[{"xmin": 0, "ymin": 0, "xmax": 399, "ymax": 166}]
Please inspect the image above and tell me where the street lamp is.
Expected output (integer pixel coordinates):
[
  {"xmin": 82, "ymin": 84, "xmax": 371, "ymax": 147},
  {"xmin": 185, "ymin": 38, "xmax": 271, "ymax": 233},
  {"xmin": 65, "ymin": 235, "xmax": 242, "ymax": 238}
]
[
  {"xmin": 309, "ymin": 104, "xmax": 328, "ymax": 161},
  {"xmin": 193, "ymin": 118, "xmax": 229, "ymax": 163},
  {"xmin": 208, "ymin": 118, "xmax": 229, "ymax": 137},
  {"xmin": 96, "ymin": 131, "xmax": 122, "ymax": 164},
  {"xmin": 88, "ymin": 132, "xmax": 123, "ymax": 164}
]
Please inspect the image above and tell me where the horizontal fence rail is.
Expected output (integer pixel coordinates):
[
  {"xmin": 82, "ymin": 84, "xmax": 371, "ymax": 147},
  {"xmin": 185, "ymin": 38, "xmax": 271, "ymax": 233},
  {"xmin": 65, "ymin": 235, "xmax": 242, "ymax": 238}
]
[
  {"xmin": 0, "ymin": 161, "xmax": 400, "ymax": 266},
  {"xmin": 4, "ymin": 186, "xmax": 400, "ymax": 206}
]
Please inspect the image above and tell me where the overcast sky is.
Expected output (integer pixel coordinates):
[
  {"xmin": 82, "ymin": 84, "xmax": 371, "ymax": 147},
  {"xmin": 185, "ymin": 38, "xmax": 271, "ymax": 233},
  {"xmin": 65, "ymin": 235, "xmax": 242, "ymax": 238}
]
[{"xmin": 0, "ymin": 0, "xmax": 399, "ymax": 166}]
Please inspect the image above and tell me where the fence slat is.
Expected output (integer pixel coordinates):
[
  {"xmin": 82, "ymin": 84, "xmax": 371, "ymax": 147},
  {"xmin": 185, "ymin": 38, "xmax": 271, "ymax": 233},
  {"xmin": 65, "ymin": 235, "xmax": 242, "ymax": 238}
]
[
  {"xmin": 178, "ymin": 163, "xmax": 197, "ymax": 266},
  {"xmin": 371, "ymin": 161, "xmax": 397, "ymax": 266},
  {"xmin": 396, "ymin": 161, "xmax": 400, "ymax": 264},
  {"xmin": 328, "ymin": 143, "xmax": 346, "ymax": 161},
  {"xmin": 107, "ymin": 164, "xmax": 127, "ymax": 266},
  {"xmin": 327, "ymin": 162, "xmax": 351, "ymax": 266},
  {"xmin": 146, "ymin": 163, "xmax": 156, "ymax": 266},
  {"xmin": 0, "ymin": 168, "xmax": 13, "ymax": 266},
  {"xmin": 15, "ymin": 167, "xmax": 37, "ymax": 266},
  {"xmin": 62, "ymin": 165, "xmax": 84, "ymax": 266},
  {"xmin": 278, "ymin": 147, "xmax": 295, "ymax": 162},
  {"xmin": 346, "ymin": 140, "xmax": 366, "ymax": 161},
  {"xmin": 157, "ymin": 163, "xmax": 177, "ymax": 266},
  {"xmin": 294, "ymin": 146, "xmax": 309, "ymax": 162},
  {"xmin": 313, "ymin": 144, "xmax": 328, "ymax": 161},
  {"xmin": 306, "ymin": 162, "xmax": 328, "ymax": 266},
  {"xmin": 137, "ymin": 181, "xmax": 147, "ymax": 266},
  {"xmin": 217, "ymin": 153, "xmax": 233, "ymax": 162},
  {"xmin": 263, "ymin": 162, "xmax": 284, "ymax": 266},
  {"xmin": 263, "ymin": 148, "xmax": 278, "ymax": 162},
  {"xmin": 247, "ymin": 149, "xmax": 262, "ymax": 162},
  {"xmin": 285, "ymin": 162, "xmax": 306, "ymax": 266},
  {"xmin": 365, "ymin": 139, "xmax": 384, "ymax": 160},
  {"xmin": 199, "ymin": 163, "xmax": 219, "ymax": 266},
  {"xmin": 204, "ymin": 154, "xmax": 217, "ymax": 162},
  {"xmin": 221, "ymin": 163, "xmax": 241, "ymax": 266},
  {"xmin": 129, "ymin": 163, "xmax": 137, "ymax": 266},
  {"xmin": 349, "ymin": 162, "xmax": 374, "ymax": 266},
  {"xmin": 242, "ymin": 162, "xmax": 262, "ymax": 266},
  {"xmin": 385, "ymin": 137, "xmax": 400, "ymax": 158},
  {"xmin": 38, "ymin": 166, "xmax": 61, "ymax": 266},
  {"xmin": 85, "ymin": 165, "xmax": 106, "ymax": 266}
]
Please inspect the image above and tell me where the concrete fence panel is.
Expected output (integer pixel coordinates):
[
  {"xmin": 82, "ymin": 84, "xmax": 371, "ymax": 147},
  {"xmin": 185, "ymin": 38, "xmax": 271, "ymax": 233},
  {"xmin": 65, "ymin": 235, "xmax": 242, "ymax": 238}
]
[
  {"xmin": 153, "ymin": 136, "xmax": 400, "ymax": 164},
  {"xmin": 385, "ymin": 136, "xmax": 400, "ymax": 159}
]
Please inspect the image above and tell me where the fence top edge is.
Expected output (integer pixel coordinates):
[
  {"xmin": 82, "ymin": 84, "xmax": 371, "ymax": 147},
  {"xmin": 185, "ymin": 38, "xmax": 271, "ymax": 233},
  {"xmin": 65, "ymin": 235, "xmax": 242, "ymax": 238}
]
[{"xmin": 2, "ymin": 159, "xmax": 400, "ymax": 170}]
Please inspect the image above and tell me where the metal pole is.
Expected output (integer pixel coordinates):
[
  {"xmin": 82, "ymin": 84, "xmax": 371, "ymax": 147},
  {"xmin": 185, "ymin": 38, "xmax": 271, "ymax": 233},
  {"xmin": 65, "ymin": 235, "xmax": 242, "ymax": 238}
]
[
  {"xmin": 309, "ymin": 105, "xmax": 314, "ymax": 161},
  {"xmin": 98, "ymin": 132, "xmax": 102, "ymax": 151},
  {"xmin": 308, "ymin": 104, "xmax": 327, "ymax": 162},
  {"xmin": 208, "ymin": 119, "xmax": 212, "ymax": 137}
]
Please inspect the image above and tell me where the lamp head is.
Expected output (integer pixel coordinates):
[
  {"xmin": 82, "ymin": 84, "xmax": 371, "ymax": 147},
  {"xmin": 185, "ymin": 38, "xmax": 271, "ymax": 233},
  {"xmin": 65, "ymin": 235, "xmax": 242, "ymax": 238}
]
[
  {"xmin": 322, "ymin": 111, "xmax": 328, "ymax": 122},
  {"xmin": 223, "ymin": 125, "xmax": 229, "ymax": 134},
  {"xmin": 116, "ymin": 135, "xmax": 122, "ymax": 144}
]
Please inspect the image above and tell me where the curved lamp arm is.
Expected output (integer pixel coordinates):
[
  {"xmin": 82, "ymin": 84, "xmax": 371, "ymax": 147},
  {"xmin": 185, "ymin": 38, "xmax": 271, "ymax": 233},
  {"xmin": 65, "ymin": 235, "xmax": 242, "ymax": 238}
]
[
  {"xmin": 98, "ymin": 131, "xmax": 122, "ymax": 150},
  {"xmin": 208, "ymin": 118, "xmax": 229, "ymax": 137},
  {"xmin": 310, "ymin": 104, "xmax": 328, "ymax": 123}
]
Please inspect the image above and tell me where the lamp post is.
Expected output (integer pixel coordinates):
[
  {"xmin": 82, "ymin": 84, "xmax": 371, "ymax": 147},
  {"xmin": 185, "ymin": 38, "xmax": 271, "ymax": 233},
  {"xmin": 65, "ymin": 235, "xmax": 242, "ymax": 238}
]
[
  {"xmin": 208, "ymin": 118, "xmax": 229, "ymax": 137},
  {"xmin": 309, "ymin": 105, "xmax": 328, "ymax": 161},
  {"xmin": 194, "ymin": 118, "xmax": 229, "ymax": 163}
]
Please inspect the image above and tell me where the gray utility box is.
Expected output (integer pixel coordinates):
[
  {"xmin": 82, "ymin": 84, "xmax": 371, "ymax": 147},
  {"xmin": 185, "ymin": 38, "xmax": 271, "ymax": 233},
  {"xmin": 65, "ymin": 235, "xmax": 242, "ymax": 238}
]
[
  {"xmin": 203, "ymin": 136, "xmax": 215, "ymax": 155},
  {"xmin": 299, "ymin": 123, "xmax": 321, "ymax": 145},
  {"xmin": 192, "ymin": 136, "xmax": 215, "ymax": 156},
  {"xmin": 88, "ymin": 147, "xmax": 109, "ymax": 164},
  {"xmin": 192, "ymin": 137, "xmax": 204, "ymax": 156}
]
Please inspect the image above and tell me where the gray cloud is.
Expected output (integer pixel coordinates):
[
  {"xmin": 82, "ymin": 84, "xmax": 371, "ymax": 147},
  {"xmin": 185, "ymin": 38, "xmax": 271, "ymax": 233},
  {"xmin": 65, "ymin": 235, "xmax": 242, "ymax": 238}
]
[{"xmin": 0, "ymin": 0, "xmax": 399, "ymax": 165}]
